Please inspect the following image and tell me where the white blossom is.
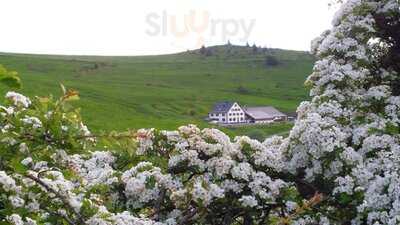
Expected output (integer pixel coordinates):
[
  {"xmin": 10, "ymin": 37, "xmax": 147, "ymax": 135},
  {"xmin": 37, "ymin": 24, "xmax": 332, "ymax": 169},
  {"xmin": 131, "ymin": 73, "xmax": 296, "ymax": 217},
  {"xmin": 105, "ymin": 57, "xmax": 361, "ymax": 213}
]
[
  {"xmin": 239, "ymin": 195, "xmax": 258, "ymax": 208},
  {"xmin": 6, "ymin": 91, "xmax": 31, "ymax": 108}
]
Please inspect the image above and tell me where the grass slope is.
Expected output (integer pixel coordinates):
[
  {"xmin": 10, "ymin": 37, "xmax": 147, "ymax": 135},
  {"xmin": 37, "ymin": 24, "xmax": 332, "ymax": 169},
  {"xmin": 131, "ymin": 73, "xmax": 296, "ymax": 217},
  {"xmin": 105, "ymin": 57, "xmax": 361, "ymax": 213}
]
[{"xmin": 0, "ymin": 45, "xmax": 314, "ymax": 138}]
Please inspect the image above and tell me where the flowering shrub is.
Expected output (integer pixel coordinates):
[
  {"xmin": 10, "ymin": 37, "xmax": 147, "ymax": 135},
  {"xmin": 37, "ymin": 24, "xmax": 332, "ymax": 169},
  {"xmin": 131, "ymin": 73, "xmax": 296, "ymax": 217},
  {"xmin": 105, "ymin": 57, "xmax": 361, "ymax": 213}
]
[{"xmin": 0, "ymin": 0, "xmax": 400, "ymax": 224}]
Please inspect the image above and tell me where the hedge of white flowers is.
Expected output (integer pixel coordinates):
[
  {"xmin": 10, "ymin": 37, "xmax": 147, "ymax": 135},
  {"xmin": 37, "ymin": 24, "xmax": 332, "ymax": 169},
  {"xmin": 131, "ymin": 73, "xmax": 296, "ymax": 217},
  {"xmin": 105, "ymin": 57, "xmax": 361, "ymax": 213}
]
[{"xmin": 0, "ymin": 0, "xmax": 399, "ymax": 224}]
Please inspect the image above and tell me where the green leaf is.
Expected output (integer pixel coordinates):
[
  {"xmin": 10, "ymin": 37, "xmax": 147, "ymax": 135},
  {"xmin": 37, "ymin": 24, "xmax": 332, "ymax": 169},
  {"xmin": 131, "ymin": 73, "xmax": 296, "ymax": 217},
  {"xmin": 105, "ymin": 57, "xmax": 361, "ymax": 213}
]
[
  {"xmin": 386, "ymin": 123, "xmax": 399, "ymax": 135},
  {"xmin": 0, "ymin": 65, "xmax": 22, "ymax": 89},
  {"xmin": 145, "ymin": 176, "xmax": 157, "ymax": 189},
  {"xmin": 80, "ymin": 199, "xmax": 98, "ymax": 218},
  {"xmin": 338, "ymin": 193, "xmax": 352, "ymax": 204},
  {"xmin": 10, "ymin": 156, "xmax": 27, "ymax": 174}
]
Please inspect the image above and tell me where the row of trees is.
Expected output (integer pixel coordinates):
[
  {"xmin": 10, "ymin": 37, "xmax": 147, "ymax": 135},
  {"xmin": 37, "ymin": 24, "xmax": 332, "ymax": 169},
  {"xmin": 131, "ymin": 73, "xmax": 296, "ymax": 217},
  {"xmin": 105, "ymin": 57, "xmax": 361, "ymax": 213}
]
[
  {"xmin": 199, "ymin": 42, "xmax": 269, "ymax": 55},
  {"xmin": 199, "ymin": 44, "xmax": 280, "ymax": 67},
  {"xmin": 0, "ymin": 0, "xmax": 399, "ymax": 224}
]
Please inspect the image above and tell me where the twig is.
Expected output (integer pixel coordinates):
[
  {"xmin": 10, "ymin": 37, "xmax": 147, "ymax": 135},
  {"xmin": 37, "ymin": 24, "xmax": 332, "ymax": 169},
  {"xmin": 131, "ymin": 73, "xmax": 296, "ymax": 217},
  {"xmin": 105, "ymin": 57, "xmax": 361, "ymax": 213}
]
[
  {"xmin": 178, "ymin": 207, "xmax": 198, "ymax": 225},
  {"xmin": 153, "ymin": 188, "xmax": 166, "ymax": 221},
  {"xmin": 44, "ymin": 205, "xmax": 75, "ymax": 225},
  {"xmin": 26, "ymin": 172, "xmax": 86, "ymax": 224}
]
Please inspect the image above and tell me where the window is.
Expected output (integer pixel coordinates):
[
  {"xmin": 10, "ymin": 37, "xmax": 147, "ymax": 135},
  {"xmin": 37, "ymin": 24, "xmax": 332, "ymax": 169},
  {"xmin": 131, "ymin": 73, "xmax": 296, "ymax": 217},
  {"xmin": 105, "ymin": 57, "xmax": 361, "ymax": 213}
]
[{"xmin": 222, "ymin": 118, "xmax": 225, "ymax": 121}]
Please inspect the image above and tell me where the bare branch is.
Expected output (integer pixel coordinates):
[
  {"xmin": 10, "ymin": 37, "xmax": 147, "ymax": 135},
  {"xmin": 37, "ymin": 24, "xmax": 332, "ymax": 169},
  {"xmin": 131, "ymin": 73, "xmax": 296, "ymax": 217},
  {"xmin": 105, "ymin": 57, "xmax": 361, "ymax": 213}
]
[{"xmin": 26, "ymin": 172, "xmax": 86, "ymax": 225}]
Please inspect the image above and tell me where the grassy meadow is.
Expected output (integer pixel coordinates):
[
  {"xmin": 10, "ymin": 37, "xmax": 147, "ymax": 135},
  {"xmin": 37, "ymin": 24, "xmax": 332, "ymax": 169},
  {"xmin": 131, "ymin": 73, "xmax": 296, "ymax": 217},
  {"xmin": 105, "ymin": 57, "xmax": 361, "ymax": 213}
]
[{"xmin": 0, "ymin": 45, "xmax": 314, "ymax": 139}]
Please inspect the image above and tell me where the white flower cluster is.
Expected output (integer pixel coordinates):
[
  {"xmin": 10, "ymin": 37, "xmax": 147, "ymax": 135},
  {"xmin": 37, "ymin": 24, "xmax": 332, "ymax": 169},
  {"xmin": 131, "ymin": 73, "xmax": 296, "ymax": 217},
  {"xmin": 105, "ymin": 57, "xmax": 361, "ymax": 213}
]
[
  {"xmin": 136, "ymin": 128, "xmax": 155, "ymax": 155},
  {"xmin": 87, "ymin": 207, "xmax": 166, "ymax": 225},
  {"xmin": 30, "ymin": 170, "xmax": 83, "ymax": 212},
  {"xmin": 62, "ymin": 151, "xmax": 118, "ymax": 187},
  {"xmin": 5, "ymin": 91, "xmax": 31, "ymax": 108},
  {"xmin": 137, "ymin": 125, "xmax": 289, "ymax": 211},
  {"xmin": 121, "ymin": 162, "xmax": 180, "ymax": 208},
  {"xmin": 7, "ymin": 214, "xmax": 36, "ymax": 225},
  {"xmin": 21, "ymin": 116, "xmax": 42, "ymax": 129},
  {"xmin": 285, "ymin": 0, "xmax": 400, "ymax": 224},
  {"xmin": 0, "ymin": 171, "xmax": 19, "ymax": 192}
]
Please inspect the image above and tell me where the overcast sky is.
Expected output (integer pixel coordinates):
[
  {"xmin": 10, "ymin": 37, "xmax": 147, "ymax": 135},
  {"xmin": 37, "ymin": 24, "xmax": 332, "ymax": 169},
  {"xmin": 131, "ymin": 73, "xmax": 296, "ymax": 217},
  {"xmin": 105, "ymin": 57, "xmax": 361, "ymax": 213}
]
[{"xmin": 0, "ymin": 0, "xmax": 338, "ymax": 56}]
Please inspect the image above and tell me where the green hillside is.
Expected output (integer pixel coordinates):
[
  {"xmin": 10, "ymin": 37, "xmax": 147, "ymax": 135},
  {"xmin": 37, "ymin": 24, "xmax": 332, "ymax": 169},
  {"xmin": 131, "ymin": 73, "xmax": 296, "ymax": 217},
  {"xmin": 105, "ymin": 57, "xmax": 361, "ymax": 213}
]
[{"xmin": 0, "ymin": 45, "xmax": 314, "ymax": 138}]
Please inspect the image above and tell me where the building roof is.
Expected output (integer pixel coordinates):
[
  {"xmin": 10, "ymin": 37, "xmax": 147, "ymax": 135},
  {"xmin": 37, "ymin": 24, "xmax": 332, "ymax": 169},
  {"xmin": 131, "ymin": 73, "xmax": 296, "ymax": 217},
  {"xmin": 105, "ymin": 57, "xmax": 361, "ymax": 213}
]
[
  {"xmin": 211, "ymin": 101, "xmax": 235, "ymax": 113},
  {"xmin": 244, "ymin": 106, "xmax": 286, "ymax": 120}
]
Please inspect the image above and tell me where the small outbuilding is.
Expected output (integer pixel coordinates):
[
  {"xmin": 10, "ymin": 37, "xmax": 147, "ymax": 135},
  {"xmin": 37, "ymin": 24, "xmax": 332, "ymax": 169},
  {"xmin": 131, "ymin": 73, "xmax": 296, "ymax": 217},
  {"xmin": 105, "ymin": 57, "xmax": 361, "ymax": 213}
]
[{"xmin": 244, "ymin": 106, "xmax": 287, "ymax": 124}]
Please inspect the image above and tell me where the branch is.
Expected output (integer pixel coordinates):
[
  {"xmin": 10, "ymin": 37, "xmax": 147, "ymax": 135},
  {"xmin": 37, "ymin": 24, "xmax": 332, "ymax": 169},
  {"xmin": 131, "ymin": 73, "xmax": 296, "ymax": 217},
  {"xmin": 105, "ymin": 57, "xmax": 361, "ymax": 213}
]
[
  {"xmin": 177, "ymin": 207, "xmax": 198, "ymax": 225},
  {"xmin": 152, "ymin": 188, "xmax": 166, "ymax": 221},
  {"xmin": 26, "ymin": 172, "xmax": 86, "ymax": 225},
  {"xmin": 243, "ymin": 213, "xmax": 253, "ymax": 225},
  {"xmin": 44, "ymin": 205, "xmax": 76, "ymax": 225}
]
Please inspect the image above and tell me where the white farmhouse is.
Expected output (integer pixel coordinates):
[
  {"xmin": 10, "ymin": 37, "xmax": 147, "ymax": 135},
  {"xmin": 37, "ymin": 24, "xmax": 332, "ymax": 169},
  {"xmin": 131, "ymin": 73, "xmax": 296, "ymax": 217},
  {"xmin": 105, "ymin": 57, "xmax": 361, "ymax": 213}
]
[
  {"xmin": 208, "ymin": 102, "xmax": 246, "ymax": 124},
  {"xmin": 208, "ymin": 102, "xmax": 288, "ymax": 124}
]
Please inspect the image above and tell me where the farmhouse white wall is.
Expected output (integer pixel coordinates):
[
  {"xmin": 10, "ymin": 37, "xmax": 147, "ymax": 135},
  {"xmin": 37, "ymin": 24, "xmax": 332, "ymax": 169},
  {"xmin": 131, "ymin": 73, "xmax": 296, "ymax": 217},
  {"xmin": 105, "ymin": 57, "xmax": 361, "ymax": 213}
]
[
  {"xmin": 208, "ymin": 112, "xmax": 227, "ymax": 123},
  {"xmin": 208, "ymin": 102, "xmax": 245, "ymax": 124},
  {"xmin": 226, "ymin": 103, "xmax": 245, "ymax": 123}
]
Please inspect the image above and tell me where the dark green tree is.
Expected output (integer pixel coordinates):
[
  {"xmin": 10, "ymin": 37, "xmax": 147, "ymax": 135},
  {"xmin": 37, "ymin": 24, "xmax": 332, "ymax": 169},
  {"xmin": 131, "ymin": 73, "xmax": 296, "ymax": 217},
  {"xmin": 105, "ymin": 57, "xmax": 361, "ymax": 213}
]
[{"xmin": 264, "ymin": 55, "xmax": 279, "ymax": 67}]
